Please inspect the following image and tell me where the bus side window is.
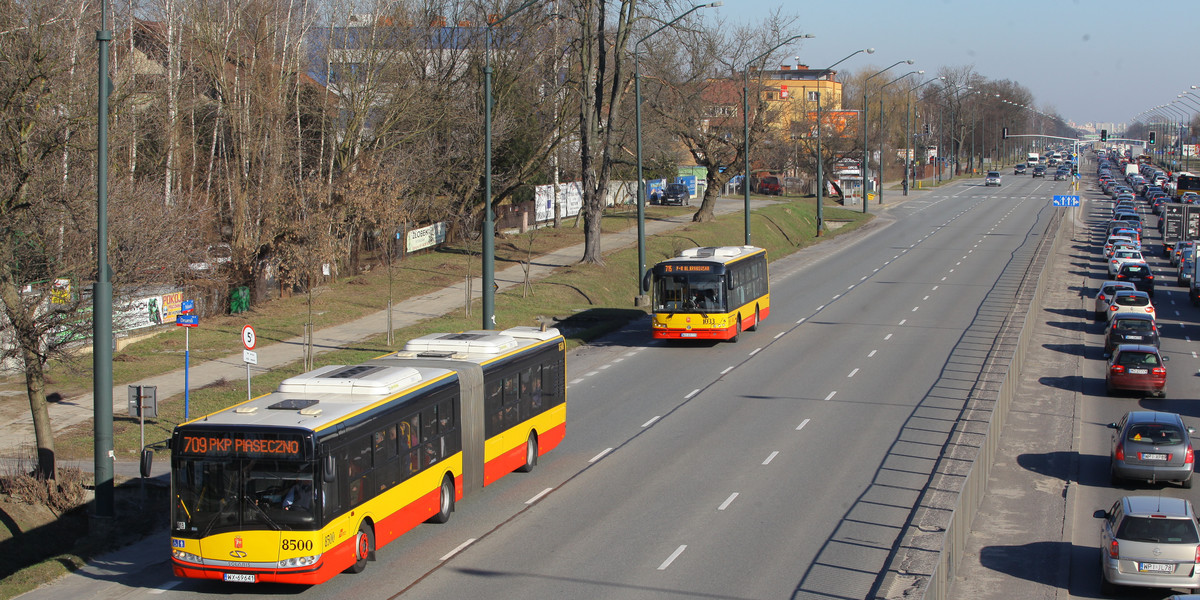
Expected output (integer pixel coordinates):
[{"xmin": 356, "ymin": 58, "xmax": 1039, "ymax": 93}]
[
  {"xmin": 399, "ymin": 414, "xmax": 421, "ymax": 477},
  {"xmin": 519, "ymin": 367, "xmax": 534, "ymax": 420},
  {"xmin": 531, "ymin": 366, "xmax": 543, "ymax": 411},
  {"xmin": 421, "ymin": 406, "xmax": 440, "ymax": 468},
  {"xmin": 485, "ymin": 381, "xmax": 504, "ymax": 437},
  {"xmin": 503, "ymin": 375, "xmax": 519, "ymax": 430}
]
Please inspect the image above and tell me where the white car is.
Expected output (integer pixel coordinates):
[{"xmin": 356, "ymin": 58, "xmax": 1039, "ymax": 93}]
[
  {"xmin": 1104, "ymin": 236, "xmax": 1137, "ymax": 258},
  {"xmin": 1108, "ymin": 249, "xmax": 1145, "ymax": 277},
  {"xmin": 1107, "ymin": 289, "xmax": 1155, "ymax": 322},
  {"xmin": 1095, "ymin": 281, "xmax": 1137, "ymax": 320},
  {"xmin": 985, "ymin": 171, "xmax": 1002, "ymax": 187}
]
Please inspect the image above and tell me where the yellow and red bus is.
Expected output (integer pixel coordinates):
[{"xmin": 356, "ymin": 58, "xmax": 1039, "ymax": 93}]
[
  {"xmin": 168, "ymin": 326, "xmax": 565, "ymax": 584},
  {"xmin": 642, "ymin": 246, "xmax": 769, "ymax": 341}
]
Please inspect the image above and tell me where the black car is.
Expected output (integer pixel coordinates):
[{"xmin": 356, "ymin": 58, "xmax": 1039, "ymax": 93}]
[
  {"xmin": 1013, "ymin": 164, "xmax": 1027, "ymax": 174},
  {"xmin": 660, "ymin": 183, "xmax": 690, "ymax": 206},
  {"xmin": 1116, "ymin": 262, "xmax": 1155, "ymax": 297},
  {"xmin": 1105, "ymin": 313, "xmax": 1159, "ymax": 356},
  {"xmin": 1031, "ymin": 165, "xmax": 1047, "ymax": 178}
]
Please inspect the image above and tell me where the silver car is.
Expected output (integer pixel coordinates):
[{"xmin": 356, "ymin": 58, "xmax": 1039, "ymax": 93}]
[
  {"xmin": 1095, "ymin": 280, "xmax": 1137, "ymax": 320},
  {"xmin": 1099, "ymin": 496, "xmax": 1200, "ymax": 594},
  {"xmin": 1108, "ymin": 410, "xmax": 1194, "ymax": 487}
]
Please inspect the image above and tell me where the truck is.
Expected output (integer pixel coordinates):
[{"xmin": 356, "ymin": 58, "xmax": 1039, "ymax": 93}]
[
  {"xmin": 1163, "ymin": 204, "xmax": 1200, "ymax": 258},
  {"xmin": 1027, "ymin": 152, "xmax": 1040, "ymax": 166},
  {"xmin": 1125, "ymin": 163, "xmax": 1139, "ymax": 178}
]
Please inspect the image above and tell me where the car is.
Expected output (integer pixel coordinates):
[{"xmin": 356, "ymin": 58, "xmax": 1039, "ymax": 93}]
[
  {"xmin": 1032, "ymin": 165, "xmax": 1047, "ymax": 178},
  {"xmin": 1108, "ymin": 411, "xmax": 1194, "ymax": 487},
  {"xmin": 1099, "ymin": 496, "xmax": 1200, "ymax": 593},
  {"xmin": 1181, "ymin": 251, "xmax": 1196, "ymax": 287},
  {"xmin": 1107, "ymin": 289, "xmax": 1155, "ymax": 321},
  {"xmin": 755, "ymin": 176, "xmax": 781, "ymax": 195},
  {"xmin": 1174, "ymin": 241, "xmax": 1196, "ymax": 267},
  {"xmin": 1096, "ymin": 280, "xmax": 1138, "ymax": 320},
  {"xmin": 660, "ymin": 183, "xmax": 691, "ymax": 206},
  {"xmin": 1115, "ymin": 262, "xmax": 1155, "ymax": 296},
  {"xmin": 984, "ymin": 171, "xmax": 1001, "ymax": 186},
  {"xmin": 1104, "ymin": 236, "xmax": 1137, "ymax": 258},
  {"xmin": 1013, "ymin": 164, "xmax": 1027, "ymax": 174},
  {"xmin": 1054, "ymin": 168, "xmax": 1069, "ymax": 181},
  {"xmin": 1183, "ymin": 192, "xmax": 1200, "ymax": 204},
  {"xmin": 1107, "ymin": 344, "xmax": 1168, "ymax": 397},
  {"xmin": 1105, "ymin": 313, "xmax": 1160, "ymax": 355},
  {"xmin": 1109, "ymin": 249, "xmax": 1145, "ymax": 277}
]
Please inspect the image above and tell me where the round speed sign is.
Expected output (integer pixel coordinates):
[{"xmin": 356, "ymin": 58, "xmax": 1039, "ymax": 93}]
[{"xmin": 242, "ymin": 325, "xmax": 256, "ymax": 350}]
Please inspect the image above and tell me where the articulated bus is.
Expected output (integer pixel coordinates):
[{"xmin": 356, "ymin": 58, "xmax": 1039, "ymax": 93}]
[
  {"xmin": 642, "ymin": 246, "xmax": 769, "ymax": 341},
  {"xmin": 168, "ymin": 326, "xmax": 566, "ymax": 584}
]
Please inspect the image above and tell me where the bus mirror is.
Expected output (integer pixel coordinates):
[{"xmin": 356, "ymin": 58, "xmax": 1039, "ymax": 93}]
[
  {"xmin": 641, "ymin": 271, "xmax": 652, "ymax": 293},
  {"xmin": 140, "ymin": 448, "xmax": 154, "ymax": 478},
  {"xmin": 323, "ymin": 455, "xmax": 337, "ymax": 483},
  {"xmin": 727, "ymin": 277, "xmax": 735, "ymax": 291}
]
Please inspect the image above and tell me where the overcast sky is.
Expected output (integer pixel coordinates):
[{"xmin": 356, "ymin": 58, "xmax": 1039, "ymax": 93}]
[{"xmin": 723, "ymin": 0, "xmax": 1197, "ymax": 128}]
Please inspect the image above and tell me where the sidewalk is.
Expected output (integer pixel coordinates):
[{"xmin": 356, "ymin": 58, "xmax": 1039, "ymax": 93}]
[{"xmin": 6, "ymin": 193, "xmax": 900, "ymax": 465}]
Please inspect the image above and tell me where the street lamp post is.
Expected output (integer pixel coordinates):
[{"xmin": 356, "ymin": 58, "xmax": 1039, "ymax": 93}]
[
  {"xmin": 743, "ymin": 33, "xmax": 814, "ymax": 244},
  {"xmin": 483, "ymin": 0, "xmax": 541, "ymax": 329},
  {"xmin": 878, "ymin": 70, "xmax": 919, "ymax": 205},
  {"xmin": 633, "ymin": 2, "xmax": 721, "ymax": 303},
  {"xmin": 905, "ymin": 76, "xmax": 943, "ymax": 195},
  {"xmin": 811, "ymin": 48, "xmax": 872, "ymax": 236},
  {"xmin": 861, "ymin": 59, "xmax": 913, "ymax": 210}
]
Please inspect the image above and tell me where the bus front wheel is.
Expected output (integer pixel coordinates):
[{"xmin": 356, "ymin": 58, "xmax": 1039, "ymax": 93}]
[
  {"xmin": 428, "ymin": 474, "xmax": 455, "ymax": 524},
  {"xmin": 347, "ymin": 522, "xmax": 373, "ymax": 574},
  {"xmin": 517, "ymin": 432, "xmax": 538, "ymax": 473}
]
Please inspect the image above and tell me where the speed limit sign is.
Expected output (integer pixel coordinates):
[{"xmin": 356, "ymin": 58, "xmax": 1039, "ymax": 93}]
[{"xmin": 241, "ymin": 325, "xmax": 256, "ymax": 350}]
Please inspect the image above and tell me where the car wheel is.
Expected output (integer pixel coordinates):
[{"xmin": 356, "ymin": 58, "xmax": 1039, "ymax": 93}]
[{"xmin": 427, "ymin": 474, "xmax": 455, "ymax": 524}]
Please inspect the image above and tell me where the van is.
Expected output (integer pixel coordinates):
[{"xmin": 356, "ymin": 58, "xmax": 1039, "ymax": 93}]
[{"xmin": 756, "ymin": 176, "xmax": 781, "ymax": 195}]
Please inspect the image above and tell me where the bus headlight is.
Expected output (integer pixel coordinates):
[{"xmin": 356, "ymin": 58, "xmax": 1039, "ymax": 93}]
[
  {"xmin": 279, "ymin": 554, "xmax": 321, "ymax": 568},
  {"xmin": 173, "ymin": 549, "xmax": 202, "ymax": 564}
]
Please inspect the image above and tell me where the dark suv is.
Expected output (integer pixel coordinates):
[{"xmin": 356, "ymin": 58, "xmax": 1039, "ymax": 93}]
[
  {"xmin": 1116, "ymin": 262, "xmax": 1155, "ymax": 297},
  {"xmin": 661, "ymin": 183, "xmax": 690, "ymax": 206},
  {"xmin": 1032, "ymin": 165, "xmax": 1046, "ymax": 178}
]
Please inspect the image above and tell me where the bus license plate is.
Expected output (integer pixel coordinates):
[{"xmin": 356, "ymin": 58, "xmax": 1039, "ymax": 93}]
[
  {"xmin": 224, "ymin": 573, "xmax": 256, "ymax": 583},
  {"xmin": 681, "ymin": 333, "xmax": 697, "ymax": 338},
  {"xmin": 1139, "ymin": 562, "xmax": 1174, "ymax": 573}
]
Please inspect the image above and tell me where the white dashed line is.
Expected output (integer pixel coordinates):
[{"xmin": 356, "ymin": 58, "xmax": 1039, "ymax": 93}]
[
  {"xmin": 899, "ymin": 319, "xmax": 907, "ymax": 325},
  {"xmin": 441, "ymin": 539, "xmax": 476, "ymax": 561},
  {"xmin": 775, "ymin": 332, "xmax": 786, "ymax": 339},
  {"xmin": 868, "ymin": 349, "xmax": 877, "ymax": 357},
  {"xmin": 526, "ymin": 488, "xmax": 553, "ymax": 504},
  {"xmin": 586, "ymin": 371, "xmax": 599, "ymax": 377},
  {"xmin": 642, "ymin": 416, "xmax": 661, "ymax": 428},
  {"xmin": 797, "ymin": 318, "xmax": 806, "ymax": 324},
  {"xmin": 885, "ymin": 333, "xmax": 893, "ymax": 340},
  {"xmin": 848, "ymin": 368, "xmax": 859, "ymax": 378},
  {"xmin": 796, "ymin": 418, "xmax": 810, "ymax": 431},
  {"xmin": 832, "ymin": 294, "xmax": 841, "ymax": 300},
  {"xmin": 911, "ymin": 306, "xmax": 919, "ymax": 312},
  {"xmin": 749, "ymin": 347, "xmax": 762, "ymax": 356},
  {"xmin": 599, "ymin": 364, "xmax": 611, "ymax": 370},
  {"xmin": 569, "ymin": 378, "xmax": 584, "ymax": 385},
  {"xmin": 658, "ymin": 546, "xmax": 687, "ymax": 570},
  {"xmin": 941, "ymin": 276, "xmax": 947, "ymax": 281},
  {"xmin": 720, "ymin": 366, "xmax": 734, "ymax": 375},
  {"xmin": 824, "ymin": 391, "xmax": 837, "ymax": 401},
  {"xmin": 923, "ymin": 295, "xmax": 930, "ymax": 300},
  {"xmin": 718, "ymin": 493, "xmax": 739, "ymax": 511},
  {"xmin": 589, "ymin": 448, "xmax": 613, "ymax": 463},
  {"xmin": 932, "ymin": 286, "xmax": 939, "ymax": 291},
  {"xmin": 816, "ymin": 304, "xmax": 826, "ymax": 311},
  {"xmin": 762, "ymin": 451, "xmax": 779, "ymax": 465},
  {"xmin": 685, "ymin": 389, "xmax": 700, "ymax": 399}
]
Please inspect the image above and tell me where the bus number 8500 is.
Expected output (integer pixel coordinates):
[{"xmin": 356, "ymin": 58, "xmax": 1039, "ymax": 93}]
[{"xmin": 282, "ymin": 539, "xmax": 314, "ymax": 552}]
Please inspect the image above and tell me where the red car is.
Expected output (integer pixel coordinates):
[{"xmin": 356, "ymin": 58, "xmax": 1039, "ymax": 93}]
[{"xmin": 1106, "ymin": 344, "xmax": 1168, "ymax": 397}]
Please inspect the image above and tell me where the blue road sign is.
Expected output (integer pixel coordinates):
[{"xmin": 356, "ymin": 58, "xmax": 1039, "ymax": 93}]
[
  {"xmin": 1052, "ymin": 195, "xmax": 1081, "ymax": 207},
  {"xmin": 176, "ymin": 314, "xmax": 199, "ymax": 327},
  {"xmin": 181, "ymin": 299, "xmax": 194, "ymax": 313}
]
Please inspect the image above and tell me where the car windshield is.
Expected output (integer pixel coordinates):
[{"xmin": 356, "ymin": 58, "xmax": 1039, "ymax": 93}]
[
  {"xmin": 1114, "ymin": 251, "xmax": 1139, "ymax": 260},
  {"xmin": 1115, "ymin": 294, "xmax": 1150, "ymax": 307},
  {"xmin": 1127, "ymin": 423, "xmax": 1184, "ymax": 445},
  {"xmin": 1121, "ymin": 265, "xmax": 1150, "ymax": 276},
  {"xmin": 1117, "ymin": 517, "xmax": 1199, "ymax": 544},
  {"xmin": 1115, "ymin": 318, "xmax": 1153, "ymax": 333},
  {"xmin": 987, "ymin": 172, "xmax": 999, "ymax": 177},
  {"xmin": 1117, "ymin": 351, "xmax": 1160, "ymax": 367}
]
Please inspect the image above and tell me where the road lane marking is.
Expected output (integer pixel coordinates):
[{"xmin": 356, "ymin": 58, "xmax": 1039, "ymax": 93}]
[
  {"xmin": 797, "ymin": 317, "xmax": 807, "ymax": 324},
  {"xmin": 762, "ymin": 451, "xmax": 779, "ymax": 465},
  {"xmin": 868, "ymin": 349, "xmax": 877, "ymax": 357},
  {"xmin": 775, "ymin": 332, "xmax": 786, "ymax": 339},
  {"xmin": 899, "ymin": 319, "xmax": 907, "ymax": 325},
  {"xmin": 151, "ymin": 582, "xmax": 181, "ymax": 594},
  {"xmin": 685, "ymin": 389, "xmax": 700, "ymax": 399},
  {"xmin": 642, "ymin": 416, "xmax": 661, "ymax": 428},
  {"xmin": 816, "ymin": 304, "xmax": 826, "ymax": 311},
  {"xmin": 658, "ymin": 545, "xmax": 687, "ymax": 570},
  {"xmin": 718, "ymin": 493, "xmax": 739, "ymax": 511},
  {"xmin": 589, "ymin": 448, "xmax": 613, "ymax": 463},
  {"xmin": 912, "ymin": 306, "xmax": 919, "ymax": 312},
  {"xmin": 441, "ymin": 539, "xmax": 477, "ymax": 561},
  {"xmin": 586, "ymin": 371, "xmax": 599, "ymax": 377},
  {"xmin": 526, "ymin": 488, "xmax": 553, "ymax": 504},
  {"xmin": 923, "ymin": 295, "xmax": 930, "ymax": 300},
  {"xmin": 749, "ymin": 347, "xmax": 762, "ymax": 356},
  {"xmin": 885, "ymin": 333, "xmax": 893, "ymax": 340},
  {"xmin": 824, "ymin": 391, "xmax": 837, "ymax": 401},
  {"xmin": 720, "ymin": 366, "xmax": 734, "ymax": 375},
  {"xmin": 796, "ymin": 418, "xmax": 810, "ymax": 431},
  {"xmin": 569, "ymin": 378, "xmax": 584, "ymax": 385},
  {"xmin": 848, "ymin": 368, "xmax": 859, "ymax": 377}
]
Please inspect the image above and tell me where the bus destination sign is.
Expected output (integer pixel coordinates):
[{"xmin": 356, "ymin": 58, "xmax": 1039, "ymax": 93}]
[
  {"xmin": 663, "ymin": 264, "xmax": 714, "ymax": 273},
  {"xmin": 177, "ymin": 432, "xmax": 306, "ymax": 459}
]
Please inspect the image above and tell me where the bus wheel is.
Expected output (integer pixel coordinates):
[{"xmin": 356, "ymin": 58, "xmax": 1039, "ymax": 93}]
[
  {"xmin": 428, "ymin": 474, "xmax": 455, "ymax": 524},
  {"xmin": 747, "ymin": 307, "xmax": 760, "ymax": 331},
  {"xmin": 730, "ymin": 317, "xmax": 742, "ymax": 343},
  {"xmin": 517, "ymin": 432, "xmax": 538, "ymax": 473},
  {"xmin": 347, "ymin": 522, "xmax": 373, "ymax": 574}
]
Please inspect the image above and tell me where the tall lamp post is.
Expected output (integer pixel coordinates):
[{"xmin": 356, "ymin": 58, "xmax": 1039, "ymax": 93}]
[
  {"xmin": 812, "ymin": 48, "xmax": 873, "ymax": 236},
  {"xmin": 905, "ymin": 76, "xmax": 943, "ymax": 195},
  {"xmin": 483, "ymin": 0, "xmax": 541, "ymax": 329},
  {"xmin": 743, "ymin": 33, "xmax": 814, "ymax": 244},
  {"xmin": 94, "ymin": 0, "xmax": 114, "ymax": 517},
  {"xmin": 877, "ymin": 70, "xmax": 919, "ymax": 205},
  {"xmin": 633, "ymin": 2, "xmax": 721, "ymax": 303},
  {"xmin": 861, "ymin": 59, "xmax": 912, "ymax": 210}
]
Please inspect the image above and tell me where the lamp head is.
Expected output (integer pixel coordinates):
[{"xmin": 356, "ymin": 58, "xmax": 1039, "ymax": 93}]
[
  {"xmin": 866, "ymin": 48, "xmax": 876, "ymax": 54},
  {"xmin": 905, "ymin": 59, "xmax": 914, "ymax": 65},
  {"xmin": 706, "ymin": 1, "xmax": 723, "ymax": 7},
  {"xmin": 916, "ymin": 70, "xmax": 924, "ymax": 75}
]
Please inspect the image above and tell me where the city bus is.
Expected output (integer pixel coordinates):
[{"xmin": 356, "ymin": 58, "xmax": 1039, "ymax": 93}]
[
  {"xmin": 642, "ymin": 246, "xmax": 769, "ymax": 341},
  {"xmin": 167, "ymin": 326, "xmax": 566, "ymax": 584}
]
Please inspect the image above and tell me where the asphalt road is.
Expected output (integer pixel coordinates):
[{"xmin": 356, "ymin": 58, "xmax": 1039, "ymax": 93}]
[{"xmin": 16, "ymin": 176, "xmax": 1067, "ymax": 600}]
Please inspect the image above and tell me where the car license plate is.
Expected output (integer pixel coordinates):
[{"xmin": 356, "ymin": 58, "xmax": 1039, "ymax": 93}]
[
  {"xmin": 681, "ymin": 333, "xmax": 697, "ymax": 338},
  {"xmin": 1142, "ymin": 453, "xmax": 1168, "ymax": 461},
  {"xmin": 1129, "ymin": 368, "xmax": 1149, "ymax": 374},
  {"xmin": 1139, "ymin": 562, "xmax": 1175, "ymax": 573},
  {"xmin": 223, "ymin": 573, "xmax": 256, "ymax": 583},
  {"xmin": 1126, "ymin": 335, "xmax": 1143, "ymax": 340}
]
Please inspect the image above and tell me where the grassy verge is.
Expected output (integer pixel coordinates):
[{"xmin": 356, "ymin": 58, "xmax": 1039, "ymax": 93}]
[{"xmin": 0, "ymin": 197, "xmax": 870, "ymax": 600}]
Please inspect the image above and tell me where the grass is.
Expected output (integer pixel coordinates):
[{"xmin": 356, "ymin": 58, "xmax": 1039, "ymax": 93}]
[{"xmin": 0, "ymin": 196, "xmax": 870, "ymax": 600}]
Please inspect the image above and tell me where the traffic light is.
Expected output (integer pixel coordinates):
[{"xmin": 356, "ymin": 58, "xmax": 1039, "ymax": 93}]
[
  {"xmin": 1149, "ymin": 131, "xmax": 1156, "ymax": 145},
  {"xmin": 1101, "ymin": 129, "xmax": 1108, "ymax": 141},
  {"xmin": 1002, "ymin": 127, "xmax": 1008, "ymax": 139}
]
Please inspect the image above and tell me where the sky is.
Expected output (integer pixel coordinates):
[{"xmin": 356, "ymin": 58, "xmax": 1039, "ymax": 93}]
[{"xmin": 722, "ymin": 0, "xmax": 1199, "ymax": 129}]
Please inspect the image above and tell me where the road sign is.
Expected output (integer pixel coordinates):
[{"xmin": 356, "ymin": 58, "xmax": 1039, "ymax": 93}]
[
  {"xmin": 175, "ymin": 314, "xmax": 199, "ymax": 327},
  {"xmin": 181, "ymin": 299, "xmax": 194, "ymax": 313},
  {"xmin": 1052, "ymin": 195, "xmax": 1080, "ymax": 207},
  {"xmin": 243, "ymin": 350, "xmax": 258, "ymax": 365},
  {"xmin": 242, "ymin": 324, "xmax": 256, "ymax": 350}
]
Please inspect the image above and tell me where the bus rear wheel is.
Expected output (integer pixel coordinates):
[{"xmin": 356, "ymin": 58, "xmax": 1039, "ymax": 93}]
[
  {"xmin": 517, "ymin": 432, "xmax": 538, "ymax": 473},
  {"xmin": 428, "ymin": 474, "xmax": 455, "ymax": 524},
  {"xmin": 347, "ymin": 522, "xmax": 373, "ymax": 574},
  {"xmin": 747, "ymin": 307, "xmax": 760, "ymax": 331}
]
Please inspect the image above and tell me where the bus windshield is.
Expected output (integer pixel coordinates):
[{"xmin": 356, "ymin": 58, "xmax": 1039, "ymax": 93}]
[
  {"xmin": 653, "ymin": 272, "xmax": 724, "ymax": 313},
  {"xmin": 172, "ymin": 458, "xmax": 319, "ymax": 536}
]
